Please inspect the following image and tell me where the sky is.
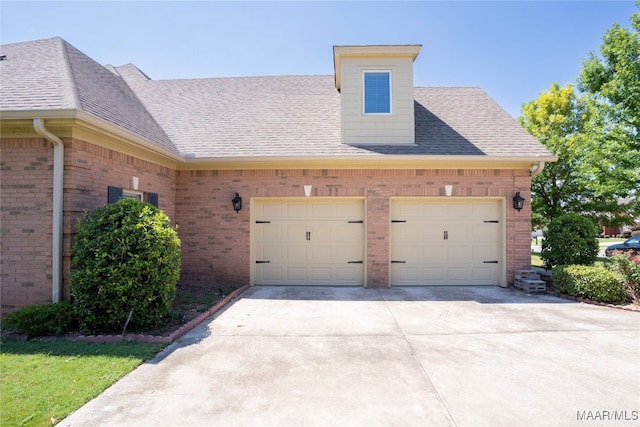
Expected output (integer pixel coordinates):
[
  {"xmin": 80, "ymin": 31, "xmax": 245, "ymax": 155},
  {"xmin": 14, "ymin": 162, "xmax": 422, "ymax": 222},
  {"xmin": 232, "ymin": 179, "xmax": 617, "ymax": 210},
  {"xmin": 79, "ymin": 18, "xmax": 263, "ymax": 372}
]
[{"xmin": 1, "ymin": 1, "xmax": 637, "ymax": 118}]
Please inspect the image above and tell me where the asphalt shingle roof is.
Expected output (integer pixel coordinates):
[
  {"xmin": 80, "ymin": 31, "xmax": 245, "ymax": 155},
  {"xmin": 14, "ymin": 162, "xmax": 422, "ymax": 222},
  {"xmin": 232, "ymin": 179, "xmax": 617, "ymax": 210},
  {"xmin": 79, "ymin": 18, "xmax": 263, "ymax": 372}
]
[
  {"xmin": 1, "ymin": 37, "xmax": 552, "ymax": 160},
  {"xmin": 0, "ymin": 38, "xmax": 177, "ymax": 154}
]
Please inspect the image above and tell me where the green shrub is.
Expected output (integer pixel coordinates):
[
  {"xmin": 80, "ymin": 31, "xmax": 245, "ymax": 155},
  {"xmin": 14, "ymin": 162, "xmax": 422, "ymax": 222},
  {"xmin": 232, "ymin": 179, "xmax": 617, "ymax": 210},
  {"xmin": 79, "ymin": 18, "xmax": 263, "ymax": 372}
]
[
  {"xmin": 606, "ymin": 255, "xmax": 640, "ymax": 302},
  {"xmin": 71, "ymin": 198, "xmax": 181, "ymax": 334},
  {"xmin": 552, "ymin": 265, "xmax": 628, "ymax": 304},
  {"xmin": 541, "ymin": 213, "xmax": 599, "ymax": 269},
  {"xmin": 1, "ymin": 302, "xmax": 77, "ymax": 338}
]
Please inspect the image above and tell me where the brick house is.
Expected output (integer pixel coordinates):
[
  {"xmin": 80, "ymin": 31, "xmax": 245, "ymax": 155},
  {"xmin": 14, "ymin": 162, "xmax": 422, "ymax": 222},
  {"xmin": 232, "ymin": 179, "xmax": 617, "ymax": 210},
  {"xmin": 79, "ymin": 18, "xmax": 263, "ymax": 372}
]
[{"xmin": 0, "ymin": 38, "xmax": 555, "ymax": 315}]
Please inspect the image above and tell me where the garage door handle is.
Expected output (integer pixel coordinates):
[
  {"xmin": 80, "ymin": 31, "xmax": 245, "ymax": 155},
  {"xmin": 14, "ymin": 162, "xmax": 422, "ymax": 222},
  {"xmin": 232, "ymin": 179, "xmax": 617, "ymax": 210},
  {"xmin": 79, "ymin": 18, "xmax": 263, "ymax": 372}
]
[
  {"xmin": 483, "ymin": 261, "xmax": 498, "ymax": 264},
  {"xmin": 484, "ymin": 220, "xmax": 499, "ymax": 223},
  {"xmin": 256, "ymin": 221, "xmax": 271, "ymax": 224},
  {"xmin": 391, "ymin": 220, "xmax": 406, "ymax": 223},
  {"xmin": 348, "ymin": 220, "xmax": 363, "ymax": 224},
  {"xmin": 256, "ymin": 260, "xmax": 271, "ymax": 264},
  {"xmin": 391, "ymin": 260, "xmax": 406, "ymax": 264},
  {"xmin": 348, "ymin": 261, "xmax": 363, "ymax": 264}
]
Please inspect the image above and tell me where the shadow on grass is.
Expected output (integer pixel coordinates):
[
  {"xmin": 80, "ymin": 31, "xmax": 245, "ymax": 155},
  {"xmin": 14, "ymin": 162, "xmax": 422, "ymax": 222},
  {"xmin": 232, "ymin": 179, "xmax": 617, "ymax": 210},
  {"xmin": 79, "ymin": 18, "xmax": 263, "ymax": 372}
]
[{"xmin": 0, "ymin": 339, "xmax": 165, "ymax": 359}]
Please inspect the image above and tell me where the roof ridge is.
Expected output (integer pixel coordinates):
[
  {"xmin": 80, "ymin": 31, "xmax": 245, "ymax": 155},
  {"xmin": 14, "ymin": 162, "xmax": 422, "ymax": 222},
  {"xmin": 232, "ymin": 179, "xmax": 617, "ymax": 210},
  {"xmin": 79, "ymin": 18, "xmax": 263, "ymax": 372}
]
[{"xmin": 56, "ymin": 38, "xmax": 82, "ymax": 109}]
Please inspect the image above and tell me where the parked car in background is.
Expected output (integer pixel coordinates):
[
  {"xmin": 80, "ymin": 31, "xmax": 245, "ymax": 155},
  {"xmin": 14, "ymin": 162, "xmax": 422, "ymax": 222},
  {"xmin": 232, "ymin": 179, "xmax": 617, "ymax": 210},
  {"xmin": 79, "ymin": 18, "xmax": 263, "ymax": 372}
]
[{"xmin": 605, "ymin": 236, "xmax": 640, "ymax": 257}]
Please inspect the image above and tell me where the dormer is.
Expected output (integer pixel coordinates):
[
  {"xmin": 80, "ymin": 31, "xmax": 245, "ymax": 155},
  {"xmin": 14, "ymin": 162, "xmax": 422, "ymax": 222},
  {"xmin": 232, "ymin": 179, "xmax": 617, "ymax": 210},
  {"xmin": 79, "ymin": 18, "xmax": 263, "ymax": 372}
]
[{"xmin": 333, "ymin": 44, "xmax": 421, "ymax": 145}]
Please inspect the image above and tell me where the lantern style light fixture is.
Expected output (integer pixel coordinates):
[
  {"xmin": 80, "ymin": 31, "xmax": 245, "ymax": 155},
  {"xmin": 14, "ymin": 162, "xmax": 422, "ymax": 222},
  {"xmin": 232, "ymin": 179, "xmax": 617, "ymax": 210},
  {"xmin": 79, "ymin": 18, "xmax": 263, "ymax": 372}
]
[
  {"xmin": 232, "ymin": 193, "xmax": 242, "ymax": 213},
  {"xmin": 512, "ymin": 191, "xmax": 525, "ymax": 211}
]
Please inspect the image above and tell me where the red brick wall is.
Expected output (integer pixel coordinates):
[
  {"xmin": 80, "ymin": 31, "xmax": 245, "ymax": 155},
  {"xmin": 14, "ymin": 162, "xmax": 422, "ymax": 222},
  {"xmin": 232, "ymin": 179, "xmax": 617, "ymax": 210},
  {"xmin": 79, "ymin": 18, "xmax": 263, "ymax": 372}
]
[
  {"xmin": 1, "ymin": 139, "xmax": 54, "ymax": 315},
  {"xmin": 1, "ymin": 137, "xmax": 176, "ymax": 315},
  {"xmin": 176, "ymin": 168, "xmax": 532, "ymax": 288},
  {"xmin": 2, "ymin": 135, "xmax": 533, "ymax": 314},
  {"xmin": 63, "ymin": 139, "xmax": 177, "ymax": 301}
]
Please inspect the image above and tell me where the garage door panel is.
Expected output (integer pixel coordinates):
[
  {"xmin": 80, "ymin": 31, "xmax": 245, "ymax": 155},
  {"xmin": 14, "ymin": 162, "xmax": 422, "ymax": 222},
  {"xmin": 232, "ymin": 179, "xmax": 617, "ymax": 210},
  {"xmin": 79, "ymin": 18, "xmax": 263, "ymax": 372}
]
[
  {"xmin": 472, "ymin": 203, "xmax": 499, "ymax": 218},
  {"xmin": 285, "ymin": 203, "xmax": 307, "ymax": 218},
  {"xmin": 472, "ymin": 245, "xmax": 497, "ymax": 260},
  {"xmin": 447, "ymin": 203, "xmax": 471, "ymax": 217},
  {"xmin": 309, "ymin": 246, "xmax": 332, "ymax": 262},
  {"xmin": 448, "ymin": 267, "xmax": 470, "ymax": 281},
  {"xmin": 333, "ymin": 224, "xmax": 362, "ymax": 241},
  {"xmin": 391, "ymin": 265, "xmax": 420, "ymax": 282},
  {"xmin": 309, "ymin": 267, "xmax": 332, "ymax": 281},
  {"xmin": 260, "ymin": 246, "xmax": 282, "ymax": 260},
  {"xmin": 472, "ymin": 267, "xmax": 495, "ymax": 282},
  {"xmin": 447, "ymin": 245, "xmax": 470, "ymax": 259},
  {"xmin": 254, "ymin": 199, "xmax": 364, "ymax": 286},
  {"xmin": 336, "ymin": 266, "xmax": 360, "ymax": 281},
  {"xmin": 259, "ymin": 203, "xmax": 283, "ymax": 219},
  {"xmin": 391, "ymin": 199, "xmax": 502, "ymax": 286},
  {"xmin": 260, "ymin": 267, "xmax": 283, "ymax": 282},
  {"xmin": 472, "ymin": 224, "xmax": 499, "ymax": 241},
  {"xmin": 337, "ymin": 245, "xmax": 363, "ymax": 261},
  {"xmin": 286, "ymin": 245, "xmax": 307, "ymax": 261},
  {"xmin": 286, "ymin": 267, "xmax": 307, "ymax": 281}
]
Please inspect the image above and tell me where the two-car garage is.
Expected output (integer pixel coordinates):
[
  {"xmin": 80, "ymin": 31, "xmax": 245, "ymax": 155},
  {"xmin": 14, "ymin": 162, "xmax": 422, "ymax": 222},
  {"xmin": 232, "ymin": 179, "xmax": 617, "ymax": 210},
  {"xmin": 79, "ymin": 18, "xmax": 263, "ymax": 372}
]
[{"xmin": 252, "ymin": 198, "xmax": 504, "ymax": 287}]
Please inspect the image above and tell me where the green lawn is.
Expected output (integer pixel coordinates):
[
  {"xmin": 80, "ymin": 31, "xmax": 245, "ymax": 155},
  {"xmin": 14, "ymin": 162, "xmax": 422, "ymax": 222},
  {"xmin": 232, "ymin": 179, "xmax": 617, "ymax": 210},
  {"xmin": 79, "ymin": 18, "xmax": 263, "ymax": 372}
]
[{"xmin": 0, "ymin": 340, "xmax": 164, "ymax": 426}]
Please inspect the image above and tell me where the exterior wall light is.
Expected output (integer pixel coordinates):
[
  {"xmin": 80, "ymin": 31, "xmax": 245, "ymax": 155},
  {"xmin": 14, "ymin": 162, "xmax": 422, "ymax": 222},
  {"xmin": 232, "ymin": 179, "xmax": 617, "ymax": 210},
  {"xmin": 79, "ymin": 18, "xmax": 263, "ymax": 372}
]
[
  {"xmin": 232, "ymin": 193, "xmax": 242, "ymax": 213},
  {"xmin": 513, "ymin": 191, "xmax": 525, "ymax": 211}
]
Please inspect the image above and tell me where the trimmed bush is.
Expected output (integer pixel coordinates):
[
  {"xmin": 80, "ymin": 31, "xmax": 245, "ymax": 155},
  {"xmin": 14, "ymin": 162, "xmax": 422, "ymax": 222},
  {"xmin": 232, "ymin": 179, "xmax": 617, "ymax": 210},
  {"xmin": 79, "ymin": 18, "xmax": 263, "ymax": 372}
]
[
  {"xmin": 541, "ymin": 213, "xmax": 599, "ymax": 269},
  {"xmin": 71, "ymin": 198, "xmax": 181, "ymax": 334},
  {"xmin": 606, "ymin": 255, "xmax": 640, "ymax": 302},
  {"xmin": 552, "ymin": 265, "xmax": 628, "ymax": 304},
  {"xmin": 1, "ymin": 302, "xmax": 77, "ymax": 338}
]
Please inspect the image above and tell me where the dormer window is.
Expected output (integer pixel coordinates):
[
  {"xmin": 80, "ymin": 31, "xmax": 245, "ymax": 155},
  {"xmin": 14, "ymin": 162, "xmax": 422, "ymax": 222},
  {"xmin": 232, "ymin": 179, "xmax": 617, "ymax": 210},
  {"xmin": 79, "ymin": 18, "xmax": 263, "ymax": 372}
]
[{"xmin": 363, "ymin": 71, "xmax": 391, "ymax": 114}]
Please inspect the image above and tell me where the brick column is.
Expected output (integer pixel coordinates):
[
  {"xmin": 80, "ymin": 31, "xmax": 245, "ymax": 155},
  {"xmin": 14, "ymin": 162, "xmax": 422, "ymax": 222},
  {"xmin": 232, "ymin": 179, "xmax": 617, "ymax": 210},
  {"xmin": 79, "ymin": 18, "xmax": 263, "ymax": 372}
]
[{"xmin": 366, "ymin": 190, "xmax": 389, "ymax": 288}]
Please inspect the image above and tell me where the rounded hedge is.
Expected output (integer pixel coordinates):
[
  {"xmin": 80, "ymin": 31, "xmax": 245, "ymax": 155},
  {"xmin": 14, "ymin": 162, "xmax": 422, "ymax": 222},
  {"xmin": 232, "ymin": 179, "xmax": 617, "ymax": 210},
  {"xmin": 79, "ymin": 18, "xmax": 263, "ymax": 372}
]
[
  {"xmin": 541, "ymin": 213, "xmax": 599, "ymax": 270},
  {"xmin": 71, "ymin": 198, "xmax": 181, "ymax": 334},
  {"xmin": 552, "ymin": 265, "xmax": 628, "ymax": 304}
]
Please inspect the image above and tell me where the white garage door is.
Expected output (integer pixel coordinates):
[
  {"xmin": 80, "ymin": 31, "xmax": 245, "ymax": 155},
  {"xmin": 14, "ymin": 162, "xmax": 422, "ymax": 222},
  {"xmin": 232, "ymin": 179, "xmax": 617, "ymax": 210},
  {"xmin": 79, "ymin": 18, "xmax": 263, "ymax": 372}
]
[
  {"xmin": 253, "ymin": 199, "xmax": 365, "ymax": 286},
  {"xmin": 390, "ymin": 199, "xmax": 503, "ymax": 286}
]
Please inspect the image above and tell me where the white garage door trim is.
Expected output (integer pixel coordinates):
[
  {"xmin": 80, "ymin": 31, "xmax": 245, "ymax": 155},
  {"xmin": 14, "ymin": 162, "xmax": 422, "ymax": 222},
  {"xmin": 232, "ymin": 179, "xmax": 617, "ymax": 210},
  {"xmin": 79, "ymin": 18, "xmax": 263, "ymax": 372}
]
[
  {"xmin": 251, "ymin": 197, "xmax": 366, "ymax": 286},
  {"xmin": 389, "ymin": 197, "xmax": 506, "ymax": 287}
]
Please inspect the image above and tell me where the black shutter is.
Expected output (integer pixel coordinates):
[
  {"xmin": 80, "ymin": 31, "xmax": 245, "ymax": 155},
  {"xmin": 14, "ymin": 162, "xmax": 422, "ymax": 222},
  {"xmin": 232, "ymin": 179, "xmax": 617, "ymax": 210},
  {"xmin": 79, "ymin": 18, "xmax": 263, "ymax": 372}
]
[
  {"xmin": 108, "ymin": 186, "xmax": 123, "ymax": 204},
  {"xmin": 147, "ymin": 192, "xmax": 159, "ymax": 208}
]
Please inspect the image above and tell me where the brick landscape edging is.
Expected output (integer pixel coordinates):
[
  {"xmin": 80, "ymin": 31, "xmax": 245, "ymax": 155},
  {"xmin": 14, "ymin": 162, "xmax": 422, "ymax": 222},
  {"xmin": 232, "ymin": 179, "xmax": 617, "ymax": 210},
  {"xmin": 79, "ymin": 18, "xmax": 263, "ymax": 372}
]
[{"xmin": 68, "ymin": 284, "xmax": 251, "ymax": 344}]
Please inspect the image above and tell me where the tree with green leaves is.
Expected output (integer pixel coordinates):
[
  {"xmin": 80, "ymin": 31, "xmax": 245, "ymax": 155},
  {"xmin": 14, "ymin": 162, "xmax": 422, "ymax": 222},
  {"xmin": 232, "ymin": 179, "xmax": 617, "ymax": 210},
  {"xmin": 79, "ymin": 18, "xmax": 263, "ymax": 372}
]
[
  {"xmin": 520, "ymin": 3, "xmax": 640, "ymax": 229},
  {"xmin": 519, "ymin": 84, "xmax": 594, "ymax": 229},
  {"xmin": 579, "ymin": 2, "xmax": 640, "ymax": 151},
  {"xmin": 578, "ymin": 2, "xmax": 640, "ymax": 227}
]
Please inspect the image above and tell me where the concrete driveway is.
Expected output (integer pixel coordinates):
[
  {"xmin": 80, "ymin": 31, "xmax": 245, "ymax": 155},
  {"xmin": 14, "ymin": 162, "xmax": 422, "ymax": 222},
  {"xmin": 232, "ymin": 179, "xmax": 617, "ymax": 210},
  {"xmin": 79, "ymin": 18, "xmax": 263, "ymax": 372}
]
[{"xmin": 61, "ymin": 286, "xmax": 640, "ymax": 427}]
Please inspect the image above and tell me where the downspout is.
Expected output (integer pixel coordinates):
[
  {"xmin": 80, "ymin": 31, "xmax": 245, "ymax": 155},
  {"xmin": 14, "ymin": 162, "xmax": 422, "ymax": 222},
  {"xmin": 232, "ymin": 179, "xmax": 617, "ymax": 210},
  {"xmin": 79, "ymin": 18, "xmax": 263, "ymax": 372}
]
[
  {"xmin": 33, "ymin": 118, "xmax": 63, "ymax": 303},
  {"xmin": 529, "ymin": 161, "xmax": 546, "ymax": 178}
]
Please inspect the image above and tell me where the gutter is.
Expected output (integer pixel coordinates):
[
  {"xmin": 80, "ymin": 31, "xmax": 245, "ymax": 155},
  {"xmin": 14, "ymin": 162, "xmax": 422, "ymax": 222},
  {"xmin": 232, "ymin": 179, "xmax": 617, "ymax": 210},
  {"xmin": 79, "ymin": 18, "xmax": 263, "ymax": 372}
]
[
  {"xmin": 33, "ymin": 118, "xmax": 63, "ymax": 303},
  {"xmin": 529, "ymin": 161, "xmax": 546, "ymax": 178}
]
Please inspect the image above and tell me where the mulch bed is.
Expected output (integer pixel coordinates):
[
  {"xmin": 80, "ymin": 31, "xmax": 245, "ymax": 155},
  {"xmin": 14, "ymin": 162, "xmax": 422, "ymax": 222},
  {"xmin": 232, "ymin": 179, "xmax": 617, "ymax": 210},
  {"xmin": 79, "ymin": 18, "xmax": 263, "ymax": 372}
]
[{"xmin": 1, "ymin": 283, "xmax": 249, "ymax": 344}]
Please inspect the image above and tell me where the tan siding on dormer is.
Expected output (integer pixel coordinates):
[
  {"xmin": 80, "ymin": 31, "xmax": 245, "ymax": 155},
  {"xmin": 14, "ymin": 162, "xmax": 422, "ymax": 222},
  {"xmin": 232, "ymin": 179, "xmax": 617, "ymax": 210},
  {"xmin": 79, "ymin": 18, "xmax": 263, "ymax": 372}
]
[{"xmin": 340, "ymin": 57, "xmax": 415, "ymax": 145}]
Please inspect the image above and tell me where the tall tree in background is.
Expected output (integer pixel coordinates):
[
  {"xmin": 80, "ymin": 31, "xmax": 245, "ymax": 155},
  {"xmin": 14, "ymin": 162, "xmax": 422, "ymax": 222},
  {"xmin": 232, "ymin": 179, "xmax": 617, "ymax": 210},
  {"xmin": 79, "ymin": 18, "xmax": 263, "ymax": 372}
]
[
  {"xmin": 519, "ymin": 84, "xmax": 593, "ymax": 229},
  {"xmin": 578, "ymin": 2, "xmax": 640, "ymax": 227},
  {"xmin": 521, "ymin": 4, "xmax": 640, "ymax": 229}
]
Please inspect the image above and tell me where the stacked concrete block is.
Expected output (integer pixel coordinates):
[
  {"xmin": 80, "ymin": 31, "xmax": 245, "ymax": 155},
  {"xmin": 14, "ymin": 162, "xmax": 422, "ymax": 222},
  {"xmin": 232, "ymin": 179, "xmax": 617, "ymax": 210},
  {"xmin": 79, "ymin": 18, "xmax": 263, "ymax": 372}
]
[{"xmin": 514, "ymin": 270, "xmax": 546, "ymax": 293}]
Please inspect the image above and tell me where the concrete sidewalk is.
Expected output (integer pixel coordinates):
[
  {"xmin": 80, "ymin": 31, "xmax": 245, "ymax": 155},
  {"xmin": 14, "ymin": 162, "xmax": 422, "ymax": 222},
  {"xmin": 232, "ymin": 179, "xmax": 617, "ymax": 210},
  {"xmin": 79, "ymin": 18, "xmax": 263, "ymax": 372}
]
[{"xmin": 61, "ymin": 286, "xmax": 640, "ymax": 427}]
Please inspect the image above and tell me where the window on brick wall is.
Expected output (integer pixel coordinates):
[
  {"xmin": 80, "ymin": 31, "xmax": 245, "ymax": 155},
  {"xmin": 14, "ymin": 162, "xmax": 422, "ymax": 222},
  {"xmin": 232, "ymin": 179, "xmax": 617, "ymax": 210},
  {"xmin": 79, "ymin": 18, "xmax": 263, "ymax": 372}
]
[{"xmin": 107, "ymin": 186, "xmax": 158, "ymax": 208}]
